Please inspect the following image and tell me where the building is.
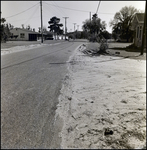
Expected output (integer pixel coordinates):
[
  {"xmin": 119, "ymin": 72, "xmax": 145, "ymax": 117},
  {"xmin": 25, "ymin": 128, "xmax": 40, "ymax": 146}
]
[
  {"xmin": 131, "ymin": 13, "xmax": 146, "ymax": 47},
  {"xmin": 9, "ymin": 28, "xmax": 39, "ymax": 41}
]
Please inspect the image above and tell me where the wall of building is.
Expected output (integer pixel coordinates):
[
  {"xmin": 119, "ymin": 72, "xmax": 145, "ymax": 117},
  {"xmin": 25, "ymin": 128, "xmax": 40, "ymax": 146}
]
[
  {"xmin": 134, "ymin": 23, "xmax": 144, "ymax": 47},
  {"xmin": 10, "ymin": 28, "xmax": 38, "ymax": 41},
  {"xmin": 10, "ymin": 28, "xmax": 28, "ymax": 41}
]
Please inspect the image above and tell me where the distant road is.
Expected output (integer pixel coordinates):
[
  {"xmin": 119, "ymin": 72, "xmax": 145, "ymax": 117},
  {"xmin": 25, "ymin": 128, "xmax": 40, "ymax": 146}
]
[{"xmin": 1, "ymin": 40, "xmax": 86, "ymax": 149}]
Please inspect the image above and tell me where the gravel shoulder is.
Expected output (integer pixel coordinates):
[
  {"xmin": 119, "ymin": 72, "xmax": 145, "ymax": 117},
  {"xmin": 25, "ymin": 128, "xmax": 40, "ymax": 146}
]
[{"xmin": 55, "ymin": 42, "xmax": 146, "ymax": 149}]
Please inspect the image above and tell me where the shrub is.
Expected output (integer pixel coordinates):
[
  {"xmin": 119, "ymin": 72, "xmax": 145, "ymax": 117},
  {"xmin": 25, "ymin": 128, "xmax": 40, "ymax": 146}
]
[
  {"xmin": 88, "ymin": 35, "xmax": 98, "ymax": 42},
  {"xmin": 99, "ymin": 38, "xmax": 108, "ymax": 53}
]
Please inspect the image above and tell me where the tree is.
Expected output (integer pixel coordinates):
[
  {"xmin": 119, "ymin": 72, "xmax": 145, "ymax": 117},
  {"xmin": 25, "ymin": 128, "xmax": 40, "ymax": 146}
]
[
  {"xmin": 9, "ymin": 23, "xmax": 14, "ymax": 30},
  {"xmin": 21, "ymin": 24, "xmax": 24, "ymax": 29},
  {"xmin": 82, "ymin": 13, "xmax": 107, "ymax": 42},
  {"xmin": 0, "ymin": 18, "xmax": 6, "ymax": 41},
  {"xmin": 43, "ymin": 27, "xmax": 46, "ymax": 33},
  {"xmin": 26, "ymin": 24, "xmax": 31, "ymax": 30},
  {"xmin": 48, "ymin": 16, "xmax": 63, "ymax": 40},
  {"xmin": 81, "ymin": 31, "xmax": 89, "ymax": 39},
  {"xmin": 101, "ymin": 30, "xmax": 111, "ymax": 39},
  {"xmin": 109, "ymin": 6, "xmax": 139, "ymax": 42},
  {"xmin": 38, "ymin": 27, "xmax": 41, "ymax": 33},
  {"xmin": 0, "ymin": 17, "xmax": 11, "ymax": 42},
  {"xmin": 74, "ymin": 30, "xmax": 81, "ymax": 39},
  {"xmin": 112, "ymin": 32, "xmax": 117, "ymax": 41},
  {"xmin": 1, "ymin": 18, "xmax": 6, "ymax": 23}
]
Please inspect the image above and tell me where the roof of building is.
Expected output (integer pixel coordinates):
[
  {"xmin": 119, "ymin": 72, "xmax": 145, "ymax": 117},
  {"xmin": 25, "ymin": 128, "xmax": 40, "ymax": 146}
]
[
  {"xmin": 10, "ymin": 28, "xmax": 39, "ymax": 34},
  {"xmin": 10, "ymin": 28, "xmax": 54, "ymax": 35},
  {"xmin": 135, "ymin": 13, "xmax": 145, "ymax": 23},
  {"xmin": 131, "ymin": 13, "xmax": 145, "ymax": 30}
]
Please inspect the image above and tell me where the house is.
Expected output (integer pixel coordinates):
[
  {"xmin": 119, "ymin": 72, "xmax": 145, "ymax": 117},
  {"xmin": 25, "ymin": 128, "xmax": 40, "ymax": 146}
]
[
  {"xmin": 9, "ymin": 28, "xmax": 40, "ymax": 41},
  {"xmin": 131, "ymin": 13, "xmax": 146, "ymax": 47}
]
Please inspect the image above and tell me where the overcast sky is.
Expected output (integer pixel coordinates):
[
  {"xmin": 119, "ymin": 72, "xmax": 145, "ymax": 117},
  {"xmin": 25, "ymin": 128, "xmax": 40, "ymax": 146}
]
[{"xmin": 1, "ymin": 1, "xmax": 146, "ymax": 33}]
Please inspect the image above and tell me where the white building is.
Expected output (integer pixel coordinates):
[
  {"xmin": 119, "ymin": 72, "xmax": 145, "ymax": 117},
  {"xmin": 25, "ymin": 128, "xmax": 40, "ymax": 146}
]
[{"xmin": 10, "ymin": 28, "xmax": 39, "ymax": 41}]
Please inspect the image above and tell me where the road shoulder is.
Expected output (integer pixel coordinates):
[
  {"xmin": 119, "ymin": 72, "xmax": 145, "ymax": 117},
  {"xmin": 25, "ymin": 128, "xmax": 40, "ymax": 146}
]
[{"xmin": 55, "ymin": 43, "xmax": 146, "ymax": 149}]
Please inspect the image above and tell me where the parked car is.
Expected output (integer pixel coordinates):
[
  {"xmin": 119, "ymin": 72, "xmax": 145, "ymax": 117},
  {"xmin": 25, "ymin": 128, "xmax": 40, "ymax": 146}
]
[{"xmin": 46, "ymin": 37, "xmax": 54, "ymax": 40}]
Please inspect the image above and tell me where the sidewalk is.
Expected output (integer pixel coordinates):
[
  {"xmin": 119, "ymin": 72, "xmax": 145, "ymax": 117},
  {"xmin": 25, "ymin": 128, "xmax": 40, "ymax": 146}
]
[{"xmin": 55, "ymin": 43, "xmax": 146, "ymax": 149}]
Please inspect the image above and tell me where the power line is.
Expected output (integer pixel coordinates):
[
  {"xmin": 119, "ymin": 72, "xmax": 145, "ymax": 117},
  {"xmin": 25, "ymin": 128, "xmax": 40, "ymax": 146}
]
[
  {"xmin": 44, "ymin": 2, "xmax": 91, "ymax": 13},
  {"xmin": 96, "ymin": 1, "xmax": 101, "ymax": 14},
  {"xmin": 97, "ymin": 12, "xmax": 114, "ymax": 15},
  {"xmin": 43, "ymin": 2, "xmax": 72, "ymax": 32},
  {"xmin": 23, "ymin": 4, "xmax": 39, "ymax": 26},
  {"xmin": 43, "ymin": 2, "xmax": 65, "ymax": 20},
  {"xmin": 5, "ymin": 2, "xmax": 39, "ymax": 19},
  {"xmin": 43, "ymin": 1, "xmax": 78, "ymax": 29},
  {"xmin": 41, "ymin": 5, "xmax": 49, "ymax": 15},
  {"xmin": 43, "ymin": 1, "xmax": 85, "ymax": 31},
  {"xmin": 51, "ymin": 1, "xmax": 67, "ymax": 16},
  {"xmin": 5, "ymin": 16, "xmax": 40, "ymax": 23},
  {"xmin": 43, "ymin": 2, "xmax": 66, "ymax": 29},
  {"xmin": 43, "ymin": 1, "xmax": 114, "ymax": 15}
]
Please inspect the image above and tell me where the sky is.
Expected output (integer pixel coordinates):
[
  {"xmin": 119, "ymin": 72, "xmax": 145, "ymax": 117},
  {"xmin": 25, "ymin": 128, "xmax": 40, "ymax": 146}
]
[{"xmin": 1, "ymin": 1, "xmax": 146, "ymax": 33}]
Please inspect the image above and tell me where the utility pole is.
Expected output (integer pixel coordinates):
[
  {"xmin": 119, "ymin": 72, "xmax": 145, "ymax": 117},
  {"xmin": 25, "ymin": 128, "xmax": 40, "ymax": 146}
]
[
  {"xmin": 90, "ymin": 12, "xmax": 91, "ymax": 22},
  {"xmin": 40, "ymin": 0, "xmax": 43, "ymax": 43},
  {"xmin": 77, "ymin": 25, "xmax": 79, "ymax": 31},
  {"xmin": 73, "ymin": 23, "xmax": 76, "ymax": 40},
  {"xmin": 63, "ymin": 17, "xmax": 69, "ymax": 40},
  {"xmin": 141, "ymin": 3, "xmax": 146, "ymax": 55},
  {"xmin": 73, "ymin": 23, "xmax": 76, "ymax": 31}
]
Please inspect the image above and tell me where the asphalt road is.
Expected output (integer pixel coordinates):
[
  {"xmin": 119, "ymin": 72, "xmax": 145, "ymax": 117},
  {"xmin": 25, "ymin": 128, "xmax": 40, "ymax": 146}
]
[{"xmin": 1, "ymin": 41, "xmax": 84, "ymax": 149}]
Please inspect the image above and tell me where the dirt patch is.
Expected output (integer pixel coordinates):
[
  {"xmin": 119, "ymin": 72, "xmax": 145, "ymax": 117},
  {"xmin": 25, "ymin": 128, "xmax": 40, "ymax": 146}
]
[{"xmin": 55, "ymin": 43, "xmax": 146, "ymax": 149}]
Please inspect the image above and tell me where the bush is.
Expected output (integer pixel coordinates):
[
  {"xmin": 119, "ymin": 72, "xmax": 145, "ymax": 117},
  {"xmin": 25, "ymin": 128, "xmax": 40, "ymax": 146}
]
[
  {"xmin": 99, "ymin": 38, "xmax": 108, "ymax": 53},
  {"xmin": 88, "ymin": 35, "xmax": 98, "ymax": 42}
]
